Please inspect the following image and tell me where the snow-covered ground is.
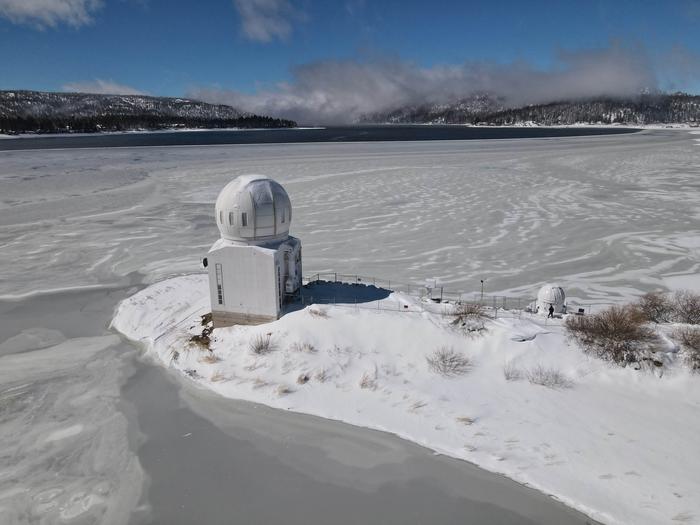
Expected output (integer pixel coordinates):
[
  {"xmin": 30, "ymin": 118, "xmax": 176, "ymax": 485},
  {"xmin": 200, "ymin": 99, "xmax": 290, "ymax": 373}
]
[{"xmin": 112, "ymin": 274, "xmax": 700, "ymax": 525}]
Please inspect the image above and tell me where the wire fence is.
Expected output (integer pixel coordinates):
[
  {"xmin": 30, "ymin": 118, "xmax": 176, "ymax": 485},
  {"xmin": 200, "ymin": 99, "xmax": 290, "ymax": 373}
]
[{"xmin": 300, "ymin": 272, "xmax": 614, "ymax": 318}]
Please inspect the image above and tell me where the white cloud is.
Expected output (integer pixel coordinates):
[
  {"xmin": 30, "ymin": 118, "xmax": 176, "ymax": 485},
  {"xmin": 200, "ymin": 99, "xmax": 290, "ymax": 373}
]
[
  {"xmin": 232, "ymin": 0, "xmax": 303, "ymax": 42},
  {"xmin": 0, "ymin": 0, "xmax": 103, "ymax": 28},
  {"xmin": 62, "ymin": 79, "xmax": 147, "ymax": 96},
  {"xmin": 189, "ymin": 45, "xmax": 658, "ymax": 124}
]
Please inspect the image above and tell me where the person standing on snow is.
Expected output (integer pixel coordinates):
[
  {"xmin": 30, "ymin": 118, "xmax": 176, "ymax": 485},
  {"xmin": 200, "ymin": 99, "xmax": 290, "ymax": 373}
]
[{"xmin": 548, "ymin": 304, "xmax": 555, "ymax": 318}]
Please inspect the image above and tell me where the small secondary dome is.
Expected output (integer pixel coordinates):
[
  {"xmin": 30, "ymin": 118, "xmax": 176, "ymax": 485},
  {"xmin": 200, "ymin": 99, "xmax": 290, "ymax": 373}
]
[
  {"xmin": 215, "ymin": 175, "xmax": 292, "ymax": 244},
  {"xmin": 536, "ymin": 284, "xmax": 566, "ymax": 314}
]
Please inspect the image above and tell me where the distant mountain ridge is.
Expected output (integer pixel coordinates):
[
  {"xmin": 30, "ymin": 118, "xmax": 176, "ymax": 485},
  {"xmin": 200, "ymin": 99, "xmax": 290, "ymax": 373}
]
[
  {"xmin": 0, "ymin": 90, "xmax": 296, "ymax": 133},
  {"xmin": 360, "ymin": 93, "xmax": 700, "ymax": 126}
]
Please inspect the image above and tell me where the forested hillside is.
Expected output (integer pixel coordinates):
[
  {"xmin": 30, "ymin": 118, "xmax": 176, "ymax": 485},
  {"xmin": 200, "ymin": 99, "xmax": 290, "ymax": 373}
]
[
  {"xmin": 360, "ymin": 93, "xmax": 700, "ymax": 126},
  {"xmin": 0, "ymin": 90, "xmax": 296, "ymax": 133}
]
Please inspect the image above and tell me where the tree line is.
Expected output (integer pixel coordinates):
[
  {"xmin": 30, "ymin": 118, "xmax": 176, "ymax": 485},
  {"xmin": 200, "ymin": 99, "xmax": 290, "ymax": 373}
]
[{"xmin": 0, "ymin": 114, "xmax": 297, "ymax": 134}]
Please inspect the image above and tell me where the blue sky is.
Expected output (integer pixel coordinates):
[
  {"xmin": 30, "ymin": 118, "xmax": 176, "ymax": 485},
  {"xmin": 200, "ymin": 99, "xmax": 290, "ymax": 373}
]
[{"xmin": 1, "ymin": 0, "xmax": 699, "ymax": 120}]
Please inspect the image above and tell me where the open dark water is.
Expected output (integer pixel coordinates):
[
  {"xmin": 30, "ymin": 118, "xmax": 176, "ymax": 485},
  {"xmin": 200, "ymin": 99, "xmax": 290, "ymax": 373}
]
[{"xmin": 0, "ymin": 125, "xmax": 639, "ymax": 150}]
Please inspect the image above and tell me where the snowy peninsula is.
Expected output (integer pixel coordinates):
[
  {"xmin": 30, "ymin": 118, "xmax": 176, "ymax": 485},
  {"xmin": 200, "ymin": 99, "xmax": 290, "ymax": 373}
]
[{"xmin": 112, "ymin": 274, "xmax": 700, "ymax": 525}]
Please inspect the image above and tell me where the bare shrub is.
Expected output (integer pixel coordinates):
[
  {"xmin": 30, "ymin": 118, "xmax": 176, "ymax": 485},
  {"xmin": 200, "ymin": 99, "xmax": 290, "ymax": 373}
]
[
  {"xmin": 675, "ymin": 326, "xmax": 700, "ymax": 350},
  {"xmin": 637, "ymin": 291, "xmax": 674, "ymax": 323},
  {"xmin": 426, "ymin": 346, "xmax": 472, "ymax": 377},
  {"xmin": 455, "ymin": 302, "xmax": 487, "ymax": 320},
  {"xmin": 453, "ymin": 303, "xmax": 488, "ymax": 332},
  {"xmin": 503, "ymin": 361, "xmax": 523, "ymax": 381},
  {"xmin": 359, "ymin": 371, "xmax": 378, "ymax": 390},
  {"xmin": 673, "ymin": 326, "xmax": 700, "ymax": 371},
  {"xmin": 672, "ymin": 290, "xmax": 700, "ymax": 325},
  {"xmin": 249, "ymin": 334, "xmax": 277, "ymax": 355},
  {"xmin": 200, "ymin": 312, "xmax": 213, "ymax": 326},
  {"xmin": 455, "ymin": 416, "xmax": 476, "ymax": 425},
  {"xmin": 526, "ymin": 365, "xmax": 573, "ymax": 389},
  {"xmin": 566, "ymin": 305, "xmax": 657, "ymax": 365},
  {"xmin": 297, "ymin": 373, "xmax": 310, "ymax": 385}
]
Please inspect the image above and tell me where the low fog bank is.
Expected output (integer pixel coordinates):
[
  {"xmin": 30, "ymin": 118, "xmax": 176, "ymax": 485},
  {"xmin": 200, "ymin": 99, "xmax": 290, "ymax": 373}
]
[{"xmin": 189, "ymin": 44, "xmax": 698, "ymax": 125}]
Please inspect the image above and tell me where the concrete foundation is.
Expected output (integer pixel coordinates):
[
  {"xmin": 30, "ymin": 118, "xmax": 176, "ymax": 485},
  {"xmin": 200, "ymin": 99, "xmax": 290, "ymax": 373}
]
[{"xmin": 212, "ymin": 310, "xmax": 278, "ymax": 328}]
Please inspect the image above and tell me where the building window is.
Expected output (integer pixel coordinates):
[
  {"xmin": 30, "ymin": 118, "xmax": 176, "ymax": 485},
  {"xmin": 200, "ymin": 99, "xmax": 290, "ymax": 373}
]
[
  {"xmin": 228, "ymin": 212, "xmax": 234, "ymax": 225},
  {"xmin": 215, "ymin": 263, "xmax": 224, "ymax": 305},
  {"xmin": 241, "ymin": 212, "xmax": 248, "ymax": 227}
]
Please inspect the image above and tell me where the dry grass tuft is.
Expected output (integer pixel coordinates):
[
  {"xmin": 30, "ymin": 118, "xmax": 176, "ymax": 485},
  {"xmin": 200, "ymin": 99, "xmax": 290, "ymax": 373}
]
[
  {"xmin": 314, "ymin": 368, "xmax": 328, "ymax": 383},
  {"xmin": 290, "ymin": 341, "xmax": 317, "ymax": 353},
  {"xmin": 276, "ymin": 384, "xmax": 294, "ymax": 396},
  {"xmin": 359, "ymin": 371, "xmax": 378, "ymax": 390},
  {"xmin": 252, "ymin": 377, "xmax": 269, "ymax": 389},
  {"xmin": 297, "ymin": 373, "xmax": 310, "ymax": 385},
  {"xmin": 249, "ymin": 334, "xmax": 277, "ymax": 355},
  {"xmin": 210, "ymin": 371, "xmax": 226, "ymax": 382},
  {"xmin": 526, "ymin": 365, "xmax": 573, "ymax": 389},
  {"xmin": 198, "ymin": 353, "xmax": 219, "ymax": 364},
  {"xmin": 456, "ymin": 416, "xmax": 476, "ymax": 425},
  {"xmin": 426, "ymin": 346, "xmax": 472, "ymax": 377},
  {"xmin": 503, "ymin": 361, "xmax": 523, "ymax": 381},
  {"xmin": 308, "ymin": 308, "xmax": 329, "ymax": 319}
]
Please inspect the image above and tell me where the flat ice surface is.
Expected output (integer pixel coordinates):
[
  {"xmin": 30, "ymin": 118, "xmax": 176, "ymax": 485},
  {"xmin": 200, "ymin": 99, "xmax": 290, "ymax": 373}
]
[
  {"xmin": 1, "ymin": 129, "xmax": 699, "ymax": 524},
  {"xmin": 1, "ymin": 129, "xmax": 698, "ymax": 304}
]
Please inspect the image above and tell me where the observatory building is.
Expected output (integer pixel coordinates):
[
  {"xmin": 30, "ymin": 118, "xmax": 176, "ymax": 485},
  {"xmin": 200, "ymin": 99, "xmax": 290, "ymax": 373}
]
[
  {"xmin": 205, "ymin": 175, "xmax": 302, "ymax": 327},
  {"xmin": 535, "ymin": 284, "xmax": 567, "ymax": 316}
]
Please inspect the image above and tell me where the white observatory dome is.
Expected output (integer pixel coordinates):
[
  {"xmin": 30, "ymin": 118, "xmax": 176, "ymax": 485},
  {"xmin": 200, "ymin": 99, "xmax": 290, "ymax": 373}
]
[
  {"xmin": 536, "ymin": 284, "xmax": 566, "ymax": 314},
  {"xmin": 215, "ymin": 175, "xmax": 292, "ymax": 244}
]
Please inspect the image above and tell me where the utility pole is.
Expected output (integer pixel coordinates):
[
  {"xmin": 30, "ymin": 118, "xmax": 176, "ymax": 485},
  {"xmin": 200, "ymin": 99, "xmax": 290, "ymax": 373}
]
[{"xmin": 480, "ymin": 279, "xmax": 486, "ymax": 303}]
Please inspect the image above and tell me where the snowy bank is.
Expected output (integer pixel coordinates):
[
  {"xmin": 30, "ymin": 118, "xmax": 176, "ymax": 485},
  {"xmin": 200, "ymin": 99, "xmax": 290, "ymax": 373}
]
[{"xmin": 112, "ymin": 274, "xmax": 700, "ymax": 525}]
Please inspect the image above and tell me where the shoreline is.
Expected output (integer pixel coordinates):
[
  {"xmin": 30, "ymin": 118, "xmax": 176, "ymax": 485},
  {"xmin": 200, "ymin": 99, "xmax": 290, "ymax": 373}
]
[
  {"xmin": 4, "ymin": 122, "xmax": 700, "ymax": 141},
  {"xmin": 0, "ymin": 124, "xmax": 643, "ymax": 152}
]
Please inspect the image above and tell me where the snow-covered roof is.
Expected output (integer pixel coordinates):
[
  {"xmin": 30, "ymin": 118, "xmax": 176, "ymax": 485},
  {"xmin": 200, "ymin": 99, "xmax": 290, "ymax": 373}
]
[{"xmin": 214, "ymin": 175, "xmax": 292, "ymax": 244}]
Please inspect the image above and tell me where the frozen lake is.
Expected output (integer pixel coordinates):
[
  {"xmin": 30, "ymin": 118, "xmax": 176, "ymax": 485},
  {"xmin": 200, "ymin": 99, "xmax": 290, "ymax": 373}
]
[{"xmin": 1, "ymin": 129, "xmax": 697, "ymax": 523}]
